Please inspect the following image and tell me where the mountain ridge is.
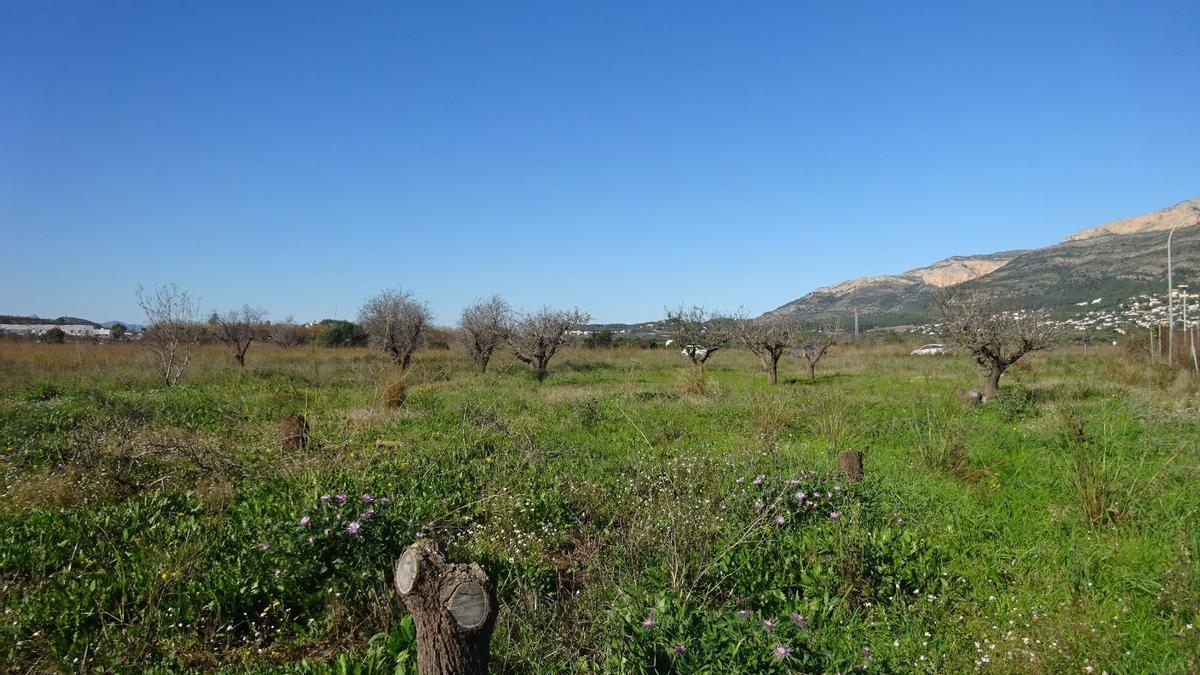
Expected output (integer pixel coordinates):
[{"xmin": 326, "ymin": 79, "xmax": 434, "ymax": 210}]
[{"xmin": 765, "ymin": 198, "xmax": 1200, "ymax": 326}]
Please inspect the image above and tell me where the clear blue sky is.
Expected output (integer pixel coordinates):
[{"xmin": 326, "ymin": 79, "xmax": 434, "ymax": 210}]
[{"xmin": 2, "ymin": 1, "xmax": 1198, "ymax": 324}]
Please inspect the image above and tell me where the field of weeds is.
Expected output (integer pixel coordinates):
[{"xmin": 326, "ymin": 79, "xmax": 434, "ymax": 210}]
[{"xmin": 1, "ymin": 341, "xmax": 1198, "ymax": 672}]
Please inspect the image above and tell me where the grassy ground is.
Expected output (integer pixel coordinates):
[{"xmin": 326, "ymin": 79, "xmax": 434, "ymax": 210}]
[{"xmin": 1, "ymin": 341, "xmax": 1198, "ymax": 673}]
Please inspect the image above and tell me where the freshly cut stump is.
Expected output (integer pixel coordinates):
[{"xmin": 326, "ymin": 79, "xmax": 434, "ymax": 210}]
[
  {"xmin": 395, "ymin": 539, "xmax": 497, "ymax": 675},
  {"xmin": 280, "ymin": 414, "xmax": 309, "ymax": 450},
  {"xmin": 838, "ymin": 450, "xmax": 864, "ymax": 481}
]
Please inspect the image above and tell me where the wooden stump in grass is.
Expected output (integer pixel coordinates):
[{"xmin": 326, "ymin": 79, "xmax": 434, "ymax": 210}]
[
  {"xmin": 383, "ymin": 378, "xmax": 408, "ymax": 408},
  {"xmin": 957, "ymin": 389, "xmax": 984, "ymax": 408},
  {"xmin": 280, "ymin": 414, "xmax": 309, "ymax": 450},
  {"xmin": 837, "ymin": 450, "xmax": 864, "ymax": 481},
  {"xmin": 395, "ymin": 539, "xmax": 497, "ymax": 675}
]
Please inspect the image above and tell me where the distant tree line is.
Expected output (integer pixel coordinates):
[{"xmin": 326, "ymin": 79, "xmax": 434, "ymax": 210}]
[
  {"xmin": 124, "ymin": 283, "xmax": 1053, "ymax": 400},
  {"xmin": 580, "ymin": 330, "xmax": 661, "ymax": 350},
  {"xmin": 126, "ymin": 285, "xmax": 592, "ymax": 385}
]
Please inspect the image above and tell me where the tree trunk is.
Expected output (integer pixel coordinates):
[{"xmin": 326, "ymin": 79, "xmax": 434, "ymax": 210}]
[
  {"xmin": 395, "ymin": 539, "xmax": 497, "ymax": 675},
  {"xmin": 837, "ymin": 451, "xmax": 864, "ymax": 480},
  {"xmin": 982, "ymin": 365, "xmax": 1003, "ymax": 401},
  {"xmin": 767, "ymin": 358, "xmax": 778, "ymax": 385},
  {"xmin": 807, "ymin": 362, "xmax": 816, "ymax": 380},
  {"xmin": 235, "ymin": 351, "xmax": 246, "ymax": 367}
]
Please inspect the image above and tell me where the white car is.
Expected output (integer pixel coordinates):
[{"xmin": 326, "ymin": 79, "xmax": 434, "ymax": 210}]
[{"xmin": 911, "ymin": 343, "xmax": 951, "ymax": 356}]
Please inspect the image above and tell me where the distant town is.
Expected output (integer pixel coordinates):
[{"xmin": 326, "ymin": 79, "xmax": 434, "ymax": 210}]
[
  {"xmin": 909, "ymin": 291, "xmax": 1200, "ymax": 339},
  {"xmin": 0, "ymin": 316, "xmax": 123, "ymax": 340}
]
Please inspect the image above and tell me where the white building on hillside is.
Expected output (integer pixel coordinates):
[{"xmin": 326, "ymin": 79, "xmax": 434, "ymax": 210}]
[{"xmin": 0, "ymin": 323, "xmax": 111, "ymax": 338}]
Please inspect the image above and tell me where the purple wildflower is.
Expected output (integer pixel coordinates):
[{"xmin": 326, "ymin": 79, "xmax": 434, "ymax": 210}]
[
  {"xmin": 791, "ymin": 613, "xmax": 807, "ymax": 626},
  {"xmin": 752, "ymin": 474, "xmax": 765, "ymax": 486},
  {"xmin": 415, "ymin": 530, "xmax": 426, "ymax": 538},
  {"xmin": 360, "ymin": 493, "xmax": 374, "ymax": 503},
  {"xmin": 862, "ymin": 645, "xmax": 872, "ymax": 654},
  {"xmin": 754, "ymin": 499, "xmax": 765, "ymax": 510},
  {"xmin": 736, "ymin": 609, "xmax": 751, "ymax": 618},
  {"xmin": 834, "ymin": 484, "xmax": 842, "ymax": 493},
  {"xmin": 379, "ymin": 497, "xmax": 390, "ymax": 505},
  {"xmin": 257, "ymin": 542, "xmax": 270, "ymax": 551},
  {"xmin": 774, "ymin": 643, "xmax": 792, "ymax": 659},
  {"xmin": 762, "ymin": 618, "xmax": 776, "ymax": 629},
  {"xmin": 674, "ymin": 644, "xmax": 686, "ymax": 653},
  {"xmin": 299, "ymin": 515, "xmax": 310, "ymax": 526},
  {"xmin": 795, "ymin": 491, "xmax": 806, "ymax": 502},
  {"xmin": 362, "ymin": 508, "xmax": 376, "ymax": 519},
  {"xmin": 335, "ymin": 494, "xmax": 347, "ymax": 503},
  {"xmin": 319, "ymin": 494, "xmax": 330, "ymax": 503},
  {"xmin": 829, "ymin": 511, "xmax": 840, "ymax": 519},
  {"xmin": 641, "ymin": 609, "xmax": 656, "ymax": 629},
  {"xmin": 346, "ymin": 521, "xmax": 361, "ymax": 535},
  {"xmin": 775, "ymin": 514, "xmax": 786, "ymax": 526}
]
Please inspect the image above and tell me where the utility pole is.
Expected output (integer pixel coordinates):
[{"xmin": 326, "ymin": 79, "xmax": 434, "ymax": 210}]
[
  {"xmin": 853, "ymin": 307, "xmax": 859, "ymax": 342},
  {"xmin": 1184, "ymin": 286, "xmax": 1198, "ymax": 374},
  {"xmin": 1167, "ymin": 209, "xmax": 1200, "ymax": 363},
  {"xmin": 1181, "ymin": 283, "xmax": 1189, "ymax": 351}
]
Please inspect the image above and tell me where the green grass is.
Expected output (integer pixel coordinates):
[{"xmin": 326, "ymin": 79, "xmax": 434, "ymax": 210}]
[{"xmin": 0, "ymin": 342, "xmax": 1197, "ymax": 672}]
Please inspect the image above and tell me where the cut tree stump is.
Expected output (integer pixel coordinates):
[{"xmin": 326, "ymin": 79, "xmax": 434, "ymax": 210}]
[
  {"xmin": 957, "ymin": 389, "xmax": 984, "ymax": 408},
  {"xmin": 837, "ymin": 450, "xmax": 864, "ymax": 481},
  {"xmin": 280, "ymin": 414, "xmax": 309, "ymax": 450},
  {"xmin": 395, "ymin": 539, "xmax": 497, "ymax": 675}
]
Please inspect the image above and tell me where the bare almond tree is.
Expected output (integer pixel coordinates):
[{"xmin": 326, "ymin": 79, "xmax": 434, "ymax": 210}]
[
  {"xmin": 935, "ymin": 290, "xmax": 1052, "ymax": 400},
  {"xmin": 136, "ymin": 284, "xmax": 203, "ymax": 386},
  {"xmin": 507, "ymin": 307, "xmax": 590, "ymax": 381},
  {"xmin": 359, "ymin": 289, "xmax": 433, "ymax": 370},
  {"xmin": 459, "ymin": 295, "xmax": 512, "ymax": 373},
  {"xmin": 732, "ymin": 311, "xmax": 797, "ymax": 384},
  {"xmin": 210, "ymin": 305, "xmax": 267, "ymax": 367},
  {"xmin": 666, "ymin": 305, "xmax": 731, "ymax": 370},
  {"xmin": 793, "ymin": 321, "xmax": 840, "ymax": 380}
]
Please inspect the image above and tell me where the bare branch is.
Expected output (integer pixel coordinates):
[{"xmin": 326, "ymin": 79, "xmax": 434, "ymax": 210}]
[
  {"xmin": 359, "ymin": 289, "xmax": 433, "ymax": 371},
  {"xmin": 792, "ymin": 319, "xmax": 840, "ymax": 380},
  {"xmin": 459, "ymin": 296, "xmax": 512, "ymax": 374},
  {"xmin": 209, "ymin": 305, "xmax": 267, "ymax": 367},
  {"xmin": 507, "ymin": 306, "xmax": 590, "ymax": 380},
  {"xmin": 136, "ymin": 284, "xmax": 203, "ymax": 386},
  {"xmin": 934, "ymin": 290, "xmax": 1052, "ymax": 400},
  {"xmin": 666, "ymin": 306, "xmax": 731, "ymax": 367},
  {"xmin": 731, "ymin": 310, "xmax": 798, "ymax": 384}
]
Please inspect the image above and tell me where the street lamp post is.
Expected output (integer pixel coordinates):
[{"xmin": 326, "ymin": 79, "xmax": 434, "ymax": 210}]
[{"xmin": 1168, "ymin": 224, "xmax": 1178, "ymax": 363}]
